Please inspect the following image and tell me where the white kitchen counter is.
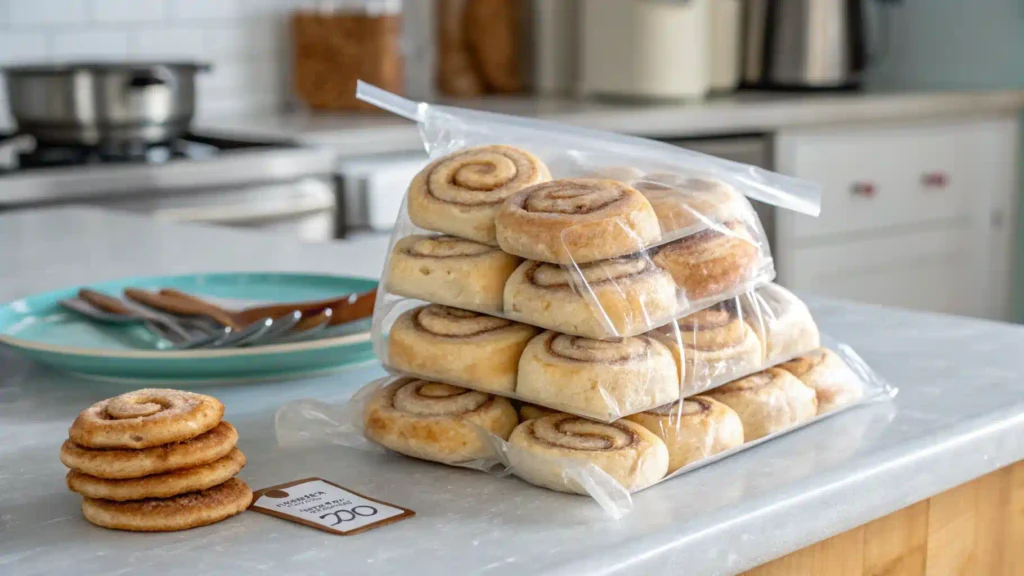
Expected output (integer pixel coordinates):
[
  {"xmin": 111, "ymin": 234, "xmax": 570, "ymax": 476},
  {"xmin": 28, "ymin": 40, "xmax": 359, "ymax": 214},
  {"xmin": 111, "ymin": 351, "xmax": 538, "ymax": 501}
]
[
  {"xmin": 198, "ymin": 89, "xmax": 1024, "ymax": 156},
  {"xmin": 4, "ymin": 208, "xmax": 1024, "ymax": 575}
]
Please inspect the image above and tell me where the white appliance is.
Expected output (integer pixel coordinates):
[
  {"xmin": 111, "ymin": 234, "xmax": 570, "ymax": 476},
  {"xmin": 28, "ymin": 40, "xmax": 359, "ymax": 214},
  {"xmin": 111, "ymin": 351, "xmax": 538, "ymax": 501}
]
[
  {"xmin": 579, "ymin": 0, "xmax": 710, "ymax": 100},
  {"xmin": 336, "ymin": 153, "xmax": 429, "ymax": 232},
  {"xmin": 709, "ymin": 0, "xmax": 743, "ymax": 92}
]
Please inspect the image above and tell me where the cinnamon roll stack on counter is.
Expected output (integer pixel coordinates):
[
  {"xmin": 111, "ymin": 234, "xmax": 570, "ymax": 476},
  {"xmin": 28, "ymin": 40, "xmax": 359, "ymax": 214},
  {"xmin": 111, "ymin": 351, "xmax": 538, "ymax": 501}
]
[
  {"xmin": 508, "ymin": 414, "xmax": 669, "ymax": 494},
  {"xmin": 504, "ymin": 255, "xmax": 678, "ymax": 339},
  {"xmin": 386, "ymin": 234, "xmax": 522, "ymax": 314},
  {"xmin": 652, "ymin": 220, "xmax": 763, "ymax": 303},
  {"xmin": 653, "ymin": 300, "xmax": 764, "ymax": 393},
  {"xmin": 704, "ymin": 367, "xmax": 817, "ymax": 441},
  {"xmin": 516, "ymin": 332, "xmax": 680, "ymax": 419},
  {"xmin": 363, "ymin": 378, "xmax": 519, "ymax": 465},
  {"xmin": 626, "ymin": 396, "xmax": 744, "ymax": 473},
  {"xmin": 387, "ymin": 304, "xmax": 538, "ymax": 394},
  {"xmin": 633, "ymin": 172, "xmax": 752, "ymax": 236},
  {"xmin": 495, "ymin": 179, "xmax": 661, "ymax": 264},
  {"xmin": 779, "ymin": 348, "xmax": 864, "ymax": 415},
  {"xmin": 742, "ymin": 284, "xmax": 820, "ymax": 364},
  {"xmin": 407, "ymin": 145, "xmax": 551, "ymax": 245}
]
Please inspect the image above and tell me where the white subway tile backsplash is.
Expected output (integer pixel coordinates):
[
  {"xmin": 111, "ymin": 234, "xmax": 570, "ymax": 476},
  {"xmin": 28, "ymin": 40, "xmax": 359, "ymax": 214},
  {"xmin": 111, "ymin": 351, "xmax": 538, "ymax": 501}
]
[
  {"xmin": 130, "ymin": 27, "xmax": 206, "ymax": 59},
  {"xmin": 51, "ymin": 31, "xmax": 129, "ymax": 59},
  {"xmin": 0, "ymin": 33, "xmax": 49, "ymax": 64},
  {"xmin": 170, "ymin": 0, "xmax": 240, "ymax": 21},
  {"xmin": 10, "ymin": 0, "xmax": 88, "ymax": 26},
  {"xmin": 92, "ymin": 0, "xmax": 168, "ymax": 23}
]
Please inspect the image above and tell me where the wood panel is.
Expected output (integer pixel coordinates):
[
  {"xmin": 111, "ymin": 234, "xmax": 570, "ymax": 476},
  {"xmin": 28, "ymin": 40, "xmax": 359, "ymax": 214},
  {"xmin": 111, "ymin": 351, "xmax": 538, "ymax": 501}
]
[{"xmin": 743, "ymin": 460, "xmax": 1024, "ymax": 576}]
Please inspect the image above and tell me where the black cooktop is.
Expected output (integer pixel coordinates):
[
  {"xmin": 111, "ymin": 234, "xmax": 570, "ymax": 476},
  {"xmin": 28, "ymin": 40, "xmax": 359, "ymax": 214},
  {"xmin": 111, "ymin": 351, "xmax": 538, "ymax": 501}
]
[{"xmin": 0, "ymin": 133, "xmax": 292, "ymax": 173}]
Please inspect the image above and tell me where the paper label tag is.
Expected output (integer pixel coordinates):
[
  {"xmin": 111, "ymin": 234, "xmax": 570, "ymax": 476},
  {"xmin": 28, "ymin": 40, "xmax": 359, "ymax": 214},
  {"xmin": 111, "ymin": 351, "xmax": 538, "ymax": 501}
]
[{"xmin": 249, "ymin": 478, "xmax": 414, "ymax": 535}]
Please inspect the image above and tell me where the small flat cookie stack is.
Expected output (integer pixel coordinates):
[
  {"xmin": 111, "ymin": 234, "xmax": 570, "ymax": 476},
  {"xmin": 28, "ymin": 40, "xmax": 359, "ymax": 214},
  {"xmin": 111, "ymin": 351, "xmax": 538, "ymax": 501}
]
[{"xmin": 60, "ymin": 389, "xmax": 252, "ymax": 532}]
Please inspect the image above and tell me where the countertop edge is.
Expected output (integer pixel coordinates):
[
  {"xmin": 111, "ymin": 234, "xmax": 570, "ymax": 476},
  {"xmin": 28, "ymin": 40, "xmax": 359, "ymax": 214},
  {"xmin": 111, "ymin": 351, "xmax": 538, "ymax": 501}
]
[{"xmin": 541, "ymin": 401, "xmax": 1024, "ymax": 576}]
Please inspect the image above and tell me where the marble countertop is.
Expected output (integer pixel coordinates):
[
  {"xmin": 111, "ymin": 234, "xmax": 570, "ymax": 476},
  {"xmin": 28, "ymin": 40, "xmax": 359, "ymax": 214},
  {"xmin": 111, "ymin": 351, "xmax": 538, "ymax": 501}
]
[
  {"xmin": 198, "ymin": 89, "xmax": 1024, "ymax": 157},
  {"xmin": 4, "ymin": 208, "xmax": 1024, "ymax": 575}
]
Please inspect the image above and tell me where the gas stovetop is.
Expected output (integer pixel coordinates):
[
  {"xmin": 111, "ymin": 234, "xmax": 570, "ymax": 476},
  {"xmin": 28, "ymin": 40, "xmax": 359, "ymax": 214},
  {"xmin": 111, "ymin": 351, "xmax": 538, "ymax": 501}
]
[{"xmin": 0, "ymin": 131, "xmax": 337, "ymax": 207}]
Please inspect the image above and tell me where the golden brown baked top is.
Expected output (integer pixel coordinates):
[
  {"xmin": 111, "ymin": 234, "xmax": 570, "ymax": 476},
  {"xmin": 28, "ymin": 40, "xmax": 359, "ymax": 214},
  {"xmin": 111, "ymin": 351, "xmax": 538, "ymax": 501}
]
[
  {"xmin": 518, "ymin": 179, "xmax": 630, "ymax": 215},
  {"xmin": 413, "ymin": 304, "xmax": 513, "ymax": 337},
  {"xmin": 523, "ymin": 414, "xmax": 642, "ymax": 452},
  {"xmin": 657, "ymin": 300, "xmax": 750, "ymax": 352},
  {"xmin": 716, "ymin": 367, "xmax": 792, "ymax": 393},
  {"xmin": 68, "ymin": 388, "xmax": 224, "ymax": 449},
  {"xmin": 645, "ymin": 396, "xmax": 715, "ymax": 418},
  {"xmin": 518, "ymin": 403, "xmax": 560, "ymax": 421},
  {"xmin": 385, "ymin": 378, "xmax": 498, "ymax": 416},
  {"xmin": 544, "ymin": 332, "xmax": 653, "ymax": 364},
  {"xmin": 655, "ymin": 220, "xmax": 753, "ymax": 256},
  {"xmin": 525, "ymin": 256, "xmax": 656, "ymax": 288},
  {"xmin": 403, "ymin": 235, "xmax": 497, "ymax": 258},
  {"xmin": 419, "ymin": 145, "xmax": 549, "ymax": 206}
]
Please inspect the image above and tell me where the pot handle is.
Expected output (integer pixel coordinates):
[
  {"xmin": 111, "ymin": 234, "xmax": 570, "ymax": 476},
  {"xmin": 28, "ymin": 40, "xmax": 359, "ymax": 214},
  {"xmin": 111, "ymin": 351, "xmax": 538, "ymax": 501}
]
[{"xmin": 127, "ymin": 66, "xmax": 176, "ymax": 90}]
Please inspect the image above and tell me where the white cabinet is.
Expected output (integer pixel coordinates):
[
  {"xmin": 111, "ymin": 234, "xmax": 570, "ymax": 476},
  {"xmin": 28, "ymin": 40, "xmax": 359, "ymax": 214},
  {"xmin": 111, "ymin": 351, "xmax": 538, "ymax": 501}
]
[{"xmin": 774, "ymin": 118, "xmax": 1019, "ymax": 320}]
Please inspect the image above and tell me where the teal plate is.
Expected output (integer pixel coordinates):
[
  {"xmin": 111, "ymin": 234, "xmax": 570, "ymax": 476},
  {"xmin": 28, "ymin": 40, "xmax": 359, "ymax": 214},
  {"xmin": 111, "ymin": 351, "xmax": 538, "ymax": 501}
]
[{"xmin": 0, "ymin": 272, "xmax": 378, "ymax": 384}]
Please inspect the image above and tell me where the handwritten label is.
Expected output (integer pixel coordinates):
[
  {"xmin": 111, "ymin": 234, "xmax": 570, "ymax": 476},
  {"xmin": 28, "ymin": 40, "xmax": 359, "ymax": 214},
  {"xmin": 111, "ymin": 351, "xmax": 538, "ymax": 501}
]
[{"xmin": 250, "ymin": 478, "xmax": 414, "ymax": 535}]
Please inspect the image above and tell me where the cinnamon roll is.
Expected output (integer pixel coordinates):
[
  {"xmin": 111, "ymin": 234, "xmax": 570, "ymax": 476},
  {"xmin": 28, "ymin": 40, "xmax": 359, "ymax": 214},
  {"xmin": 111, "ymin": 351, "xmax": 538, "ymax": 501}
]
[
  {"xmin": 779, "ymin": 349, "xmax": 864, "ymax": 415},
  {"xmin": 504, "ymin": 256, "xmax": 677, "ymax": 339},
  {"xmin": 703, "ymin": 367, "xmax": 817, "ymax": 441},
  {"xmin": 495, "ymin": 179, "xmax": 661, "ymax": 264},
  {"xmin": 386, "ymin": 234, "xmax": 521, "ymax": 314},
  {"xmin": 516, "ymin": 331, "xmax": 679, "ymax": 419},
  {"xmin": 407, "ymin": 145, "xmax": 551, "ymax": 245},
  {"xmin": 652, "ymin": 221, "xmax": 763, "ymax": 303},
  {"xmin": 69, "ymin": 389, "xmax": 224, "ymax": 449},
  {"xmin": 388, "ymin": 305, "xmax": 538, "ymax": 394},
  {"xmin": 742, "ymin": 284, "xmax": 820, "ymax": 364},
  {"xmin": 653, "ymin": 300, "xmax": 764, "ymax": 394},
  {"xmin": 633, "ymin": 173, "xmax": 751, "ymax": 236},
  {"xmin": 626, "ymin": 396, "xmax": 744, "ymax": 473},
  {"xmin": 363, "ymin": 378, "xmax": 519, "ymax": 465},
  {"xmin": 508, "ymin": 414, "xmax": 669, "ymax": 493}
]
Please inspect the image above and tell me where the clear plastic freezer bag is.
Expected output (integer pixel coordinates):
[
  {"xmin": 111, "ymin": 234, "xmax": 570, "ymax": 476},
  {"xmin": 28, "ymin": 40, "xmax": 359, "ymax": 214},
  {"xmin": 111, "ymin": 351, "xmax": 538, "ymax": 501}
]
[
  {"xmin": 359, "ymin": 82, "xmax": 821, "ymax": 339},
  {"xmin": 275, "ymin": 340, "xmax": 895, "ymax": 518},
  {"xmin": 371, "ymin": 283, "xmax": 821, "ymax": 421}
]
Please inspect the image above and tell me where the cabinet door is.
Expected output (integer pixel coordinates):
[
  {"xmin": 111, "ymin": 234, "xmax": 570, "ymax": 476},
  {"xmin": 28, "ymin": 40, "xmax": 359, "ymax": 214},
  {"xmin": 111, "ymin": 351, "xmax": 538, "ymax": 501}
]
[{"xmin": 775, "ymin": 118, "xmax": 1019, "ymax": 319}]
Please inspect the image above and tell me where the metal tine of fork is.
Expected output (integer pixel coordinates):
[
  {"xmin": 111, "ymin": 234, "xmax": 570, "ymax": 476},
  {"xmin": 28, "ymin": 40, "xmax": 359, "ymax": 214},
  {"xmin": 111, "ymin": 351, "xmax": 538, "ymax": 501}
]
[
  {"xmin": 262, "ymin": 312, "xmax": 333, "ymax": 345},
  {"xmin": 239, "ymin": 311, "xmax": 302, "ymax": 347},
  {"xmin": 203, "ymin": 317, "xmax": 274, "ymax": 349}
]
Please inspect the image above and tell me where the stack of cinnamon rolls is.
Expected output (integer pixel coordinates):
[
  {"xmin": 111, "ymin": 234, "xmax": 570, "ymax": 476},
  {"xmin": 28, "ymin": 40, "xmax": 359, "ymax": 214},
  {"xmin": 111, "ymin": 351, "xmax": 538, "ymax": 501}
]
[{"xmin": 363, "ymin": 145, "xmax": 865, "ymax": 495}]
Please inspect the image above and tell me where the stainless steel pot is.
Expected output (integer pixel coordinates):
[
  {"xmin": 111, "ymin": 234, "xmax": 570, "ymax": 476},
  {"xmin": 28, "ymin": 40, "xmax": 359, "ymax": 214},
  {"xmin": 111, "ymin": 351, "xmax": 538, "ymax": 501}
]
[{"xmin": 3, "ymin": 62, "xmax": 211, "ymax": 146}]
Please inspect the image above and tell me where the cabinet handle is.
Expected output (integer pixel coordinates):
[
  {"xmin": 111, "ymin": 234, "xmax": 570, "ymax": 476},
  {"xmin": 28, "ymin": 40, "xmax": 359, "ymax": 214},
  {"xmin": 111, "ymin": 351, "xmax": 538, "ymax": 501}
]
[
  {"xmin": 921, "ymin": 172, "xmax": 949, "ymax": 188},
  {"xmin": 850, "ymin": 181, "xmax": 877, "ymax": 198}
]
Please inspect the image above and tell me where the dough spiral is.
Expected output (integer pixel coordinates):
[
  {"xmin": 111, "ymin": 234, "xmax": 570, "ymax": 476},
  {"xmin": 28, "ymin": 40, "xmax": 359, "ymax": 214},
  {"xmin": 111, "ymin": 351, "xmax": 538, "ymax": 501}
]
[
  {"xmin": 407, "ymin": 145, "xmax": 551, "ymax": 244},
  {"xmin": 633, "ymin": 173, "xmax": 750, "ymax": 235},
  {"xmin": 516, "ymin": 332, "xmax": 680, "ymax": 420},
  {"xmin": 496, "ymin": 179, "xmax": 661, "ymax": 264},
  {"xmin": 652, "ymin": 220, "xmax": 762, "ymax": 302},
  {"xmin": 386, "ymin": 234, "xmax": 521, "ymax": 313},
  {"xmin": 388, "ymin": 305, "xmax": 537, "ymax": 394},
  {"xmin": 508, "ymin": 414, "xmax": 669, "ymax": 493},
  {"xmin": 363, "ymin": 378, "xmax": 518, "ymax": 464},
  {"xmin": 779, "ymin": 348, "xmax": 863, "ymax": 415},
  {"xmin": 626, "ymin": 396, "xmax": 744, "ymax": 473},
  {"xmin": 68, "ymin": 389, "xmax": 224, "ymax": 449},
  {"xmin": 504, "ymin": 256, "xmax": 678, "ymax": 339},
  {"xmin": 704, "ymin": 367, "xmax": 817, "ymax": 440}
]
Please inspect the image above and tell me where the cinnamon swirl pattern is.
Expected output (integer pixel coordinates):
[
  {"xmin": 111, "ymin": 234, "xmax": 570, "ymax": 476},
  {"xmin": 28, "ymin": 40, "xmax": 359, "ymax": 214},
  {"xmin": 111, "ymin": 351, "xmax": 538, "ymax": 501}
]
[
  {"xmin": 69, "ymin": 389, "xmax": 224, "ymax": 449},
  {"xmin": 626, "ymin": 396, "xmax": 744, "ymax": 473},
  {"xmin": 407, "ymin": 145, "xmax": 551, "ymax": 245},
  {"xmin": 388, "ymin": 304, "xmax": 538, "ymax": 394},
  {"xmin": 495, "ymin": 179, "xmax": 661, "ymax": 264},
  {"xmin": 633, "ymin": 173, "xmax": 751, "ymax": 236},
  {"xmin": 386, "ymin": 234, "xmax": 522, "ymax": 313},
  {"xmin": 516, "ymin": 331, "xmax": 679, "ymax": 420},
  {"xmin": 742, "ymin": 284, "xmax": 820, "ymax": 364},
  {"xmin": 504, "ymin": 255, "xmax": 678, "ymax": 339},
  {"xmin": 779, "ymin": 348, "xmax": 863, "ymax": 415},
  {"xmin": 704, "ymin": 367, "xmax": 817, "ymax": 440},
  {"xmin": 363, "ymin": 378, "xmax": 519, "ymax": 464},
  {"xmin": 508, "ymin": 414, "xmax": 669, "ymax": 493},
  {"xmin": 652, "ymin": 221, "xmax": 763, "ymax": 303},
  {"xmin": 653, "ymin": 300, "xmax": 764, "ymax": 394}
]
